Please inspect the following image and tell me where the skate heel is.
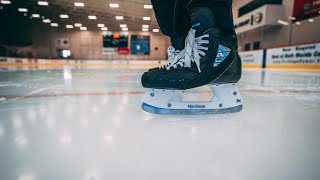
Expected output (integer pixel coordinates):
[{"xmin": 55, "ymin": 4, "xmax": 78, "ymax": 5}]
[{"xmin": 210, "ymin": 53, "xmax": 242, "ymax": 85}]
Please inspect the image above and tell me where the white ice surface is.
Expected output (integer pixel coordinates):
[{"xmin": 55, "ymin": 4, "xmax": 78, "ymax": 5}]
[{"xmin": 0, "ymin": 66, "xmax": 319, "ymax": 180}]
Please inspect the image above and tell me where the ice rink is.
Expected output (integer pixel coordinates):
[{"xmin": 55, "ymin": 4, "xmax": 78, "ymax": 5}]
[{"xmin": 0, "ymin": 65, "xmax": 319, "ymax": 180}]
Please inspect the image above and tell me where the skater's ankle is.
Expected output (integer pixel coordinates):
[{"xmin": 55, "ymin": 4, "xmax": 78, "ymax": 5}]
[{"xmin": 189, "ymin": 7, "xmax": 216, "ymax": 37}]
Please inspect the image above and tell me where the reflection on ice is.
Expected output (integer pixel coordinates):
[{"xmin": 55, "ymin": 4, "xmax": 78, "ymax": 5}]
[
  {"xmin": 60, "ymin": 135, "xmax": 72, "ymax": 144},
  {"xmin": 18, "ymin": 173, "xmax": 36, "ymax": 180},
  {"xmin": 0, "ymin": 123, "xmax": 4, "ymax": 137},
  {"xmin": 103, "ymin": 134, "xmax": 115, "ymax": 145},
  {"xmin": 14, "ymin": 134, "xmax": 28, "ymax": 146}
]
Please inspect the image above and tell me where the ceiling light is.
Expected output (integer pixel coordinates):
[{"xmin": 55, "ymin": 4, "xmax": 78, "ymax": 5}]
[
  {"xmin": 277, "ymin": 19, "xmax": 288, "ymax": 25},
  {"xmin": 97, "ymin": 24, "xmax": 105, "ymax": 27},
  {"xmin": 288, "ymin": 16, "xmax": 296, "ymax": 20},
  {"xmin": 142, "ymin": 25, "xmax": 149, "ymax": 28},
  {"xmin": 37, "ymin": 1, "xmax": 49, "ymax": 6},
  {"xmin": 152, "ymin": 29, "xmax": 159, "ymax": 32},
  {"xmin": 295, "ymin": 22, "xmax": 301, "ymax": 25},
  {"xmin": 74, "ymin": 23, "xmax": 82, "ymax": 27},
  {"xmin": 120, "ymin": 24, "xmax": 127, "ymax": 28},
  {"xmin": 115, "ymin": 16, "xmax": 123, "ymax": 20},
  {"xmin": 74, "ymin": 2, "xmax": 84, "ymax": 7},
  {"xmin": 122, "ymin": 28, "xmax": 128, "ymax": 31},
  {"xmin": 144, "ymin": 5, "xmax": 153, "ymax": 9},
  {"xmin": 143, "ymin": 17, "xmax": 151, "ymax": 21},
  {"xmin": 80, "ymin": 27, "xmax": 87, "ymax": 31},
  {"xmin": 32, "ymin": 14, "xmax": 40, "ymax": 18},
  {"xmin": 88, "ymin": 15, "xmax": 97, "ymax": 19},
  {"xmin": 60, "ymin": 14, "xmax": 69, "ymax": 18},
  {"xmin": 50, "ymin": 23, "xmax": 58, "ymax": 27},
  {"xmin": 142, "ymin": 28, "xmax": 148, "ymax": 32},
  {"xmin": 66, "ymin": 25, "xmax": 73, "ymax": 28},
  {"xmin": 308, "ymin": 18, "xmax": 314, "ymax": 22},
  {"xmin": 18, "ymin": 8, "xmax": 28, "ymax": 12},
  {"xmin": 101, "ymin": 27, "xmax": 108, "ymax": 31},
  {"xmin": 43, "ymin": 19, "xmax": 51, "ymax": 23},
  {"xmin": 109, "ymin": 3, "xmax": 119, "ymax": 8},
  {"xmin": 1, "ymin": 0, "xmax": 11, "ymax": 4}
]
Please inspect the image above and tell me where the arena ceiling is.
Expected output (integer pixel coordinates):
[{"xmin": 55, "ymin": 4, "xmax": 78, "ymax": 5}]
[{"xmin": 1, "ymin": 0, "xmax": 159, "ymax": 32}]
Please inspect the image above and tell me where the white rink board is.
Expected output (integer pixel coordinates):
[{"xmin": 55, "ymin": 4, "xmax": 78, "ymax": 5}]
[
  {"xmin": 266, "ymin": 43, "xmax": 320, "ymax": 66},
  {"xmin": 239, "ymin": 50, "xmax": 264, "ymax": 66}
]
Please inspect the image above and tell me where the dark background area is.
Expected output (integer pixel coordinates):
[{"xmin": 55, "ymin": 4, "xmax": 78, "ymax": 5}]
[{"xmin": 0, "ymin": 1, "xmax": 33, "ymax": 46}]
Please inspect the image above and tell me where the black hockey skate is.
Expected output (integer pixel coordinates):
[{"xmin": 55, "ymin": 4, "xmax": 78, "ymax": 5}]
[
  {"xmin": 141, "ymin": 28, "xmax": 241, "ymax": 90},
  {"xmin": 141, "ymin": 28, "xmax": 243, "ymax": 115}
]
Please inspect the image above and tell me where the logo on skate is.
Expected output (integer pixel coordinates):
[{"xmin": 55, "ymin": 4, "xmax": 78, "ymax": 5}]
[
  {"xmin": 214, "ymin": 44, "xmax": 231, "ymax": 67},
  {"xmin": 188, "ymin": 105, "xmax": 206, "ymax": 109}
]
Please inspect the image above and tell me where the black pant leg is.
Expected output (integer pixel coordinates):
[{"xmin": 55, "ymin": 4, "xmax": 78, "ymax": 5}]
[
  {"xmin": 151, "ymin": 0, "xmax": 176, "ymax": 37},
  {"xmin": 152, "ymin": 0, "xmax": 186, "ymax": 50},
  {"xmin": 186, "ymin": 0, "xmax": 235, "ymax": 34}
]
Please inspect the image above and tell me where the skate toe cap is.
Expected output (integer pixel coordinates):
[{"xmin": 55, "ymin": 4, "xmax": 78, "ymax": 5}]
[{"xmin": 141, "ymin": 72, "xmax": 156, "ymax": 88}]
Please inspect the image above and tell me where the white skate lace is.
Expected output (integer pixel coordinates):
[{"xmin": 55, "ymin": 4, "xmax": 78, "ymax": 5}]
[
  {"xmin": 159, "ymin": 46, "xmax": 181, "ymax": 69},
  {"xmin": 168, "ymin": 29, "xmax": 209, "ymax": 73}
]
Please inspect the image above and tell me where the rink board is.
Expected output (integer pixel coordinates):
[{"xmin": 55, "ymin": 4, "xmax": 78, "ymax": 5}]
[{"xmin": 1, "ymin": 42, "xmax": 320, "ymax": 70}]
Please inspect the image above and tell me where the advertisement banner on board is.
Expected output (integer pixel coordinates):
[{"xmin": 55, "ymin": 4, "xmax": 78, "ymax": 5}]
[
  {"xmin": 293, "ymin": 0, "xmax": 320, "ymax": 21},
  {"xmin": 234, "ymin": 5, "xmax": 284, "ymax": 34},
  {"xmin": 239, "ymin": 50, "xmax": 264, "ymax": 67},
  {"xmin": 266, "ymin": 43, "xmax": 320, "ymax": 66},
  {"xmin": 118, "ymin": 48, "xmax": 130, "ymax": 55},
  {"xmin": 102, "ymin": 48, "xmax": 116, "ymax": 55}
]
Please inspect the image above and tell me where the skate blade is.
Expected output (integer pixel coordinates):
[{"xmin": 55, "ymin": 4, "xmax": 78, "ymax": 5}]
[{"xmin": 142, "ymin": 103, "xmax": 243, "ymax": 115}]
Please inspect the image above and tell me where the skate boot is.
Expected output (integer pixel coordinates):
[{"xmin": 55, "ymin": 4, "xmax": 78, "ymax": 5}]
[{"xmin": 141, "ymin": 7, "xmax": 243, "ymax": 115}]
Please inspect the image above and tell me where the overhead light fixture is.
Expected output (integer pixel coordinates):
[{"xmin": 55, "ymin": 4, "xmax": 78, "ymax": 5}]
[
  {"xmin": 115, "ymin": 16, "xmax": 123, "ymax": 20},
  {"xmin": 0, "ymin": 0, "xmax": 11, "ymax": 4},
  {"xmin": 50, "ymin": 23, "xmax": 58, "ymax": 27},
  {"xmin": 109, "ymin": 3, "xmax": 119, "ymax": 8},
  {"xmin": 122, "ymin": 28, "xmax": 128, "ymax": 31},
  {"xmin": 97, "ymin": 24, "xmax": 105, "ymax": 27},
  {"xmin": 88, "ymin": 15, "xmax": 97, "ymax": 19},
  {"xmin": 308, "ymin": 18, "xmax": 314, "ymax": 22},
  {"xmin": 42, "ymin": 19, "xmax": 51, "ymax": 23},
  {"xmin": 74, "ymin": 2, "xmax": 84, "ymax": 7},
  {"xmin": 120, "ymin": 24, "xmax": 127, "ymax": 28},
  {"xmin": 121, "ymin": 31, "xmax": 129, "ymax": 36},
  {"xmin": 60, "ymin": 14, "xmax": 69, "ymax": 18},
  {"xmin": 144, "ymin": 5, "xmax": 153, "ymax": 9},
  {"xmin": 32, "ymin": 14, "xmax": 40, "ymax": 18},
  {"xmin": 80, "ymin": 27, "xmax": 87, "ymax": 31},
  {"xmin": 143, "ymin": 17, "xmax": 151, "ymax": 21},
  {"xmin": 101, "ymin": 27, "xmax": 108, "ymax": 31},
  {"xmin": 288, "ymin": 16, "xmax": 296, "ymax": 21},
  {"xmin": 18, "ymin": 8, "xmax": 28, "ymax": 12},
  {"xmin": 142, "ymin": 28, "xmax": 148, "ymax": 32},
  {"xmin": 152, "ymin": 29, "xmax": 159, "ymax": 32},
  {"xmin": 295, "ymin": 22, "xmax": 301, "ymax": 25},
  {"xmin": 277, "ymin": 19, "xmax": 288, "ymax": 25},
  {"xmin": 74, "ymin": 23, "xmax": 82, "ymax": 27},
  {"xmin": 37, "ymin": 1, "xmax": 49, "ymax": 6},
  {"xmin": 66, "ymin": 25, "xmax": 73, "ymax": 29},
  {"xmin": 142, "ymin": 25, "xmax": 149, "ymax": 28}
]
